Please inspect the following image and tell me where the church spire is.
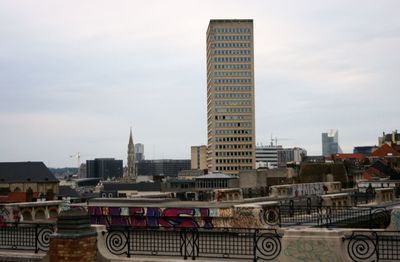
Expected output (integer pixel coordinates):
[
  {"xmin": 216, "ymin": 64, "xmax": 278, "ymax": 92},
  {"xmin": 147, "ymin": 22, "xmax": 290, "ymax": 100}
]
[
  {"xmin": 129, "ymin": 127, "xmax": 133, "ymax": 145},
  {"xmin": 127, "ymin": 127, "xmax": 136, "ymax": 181}
]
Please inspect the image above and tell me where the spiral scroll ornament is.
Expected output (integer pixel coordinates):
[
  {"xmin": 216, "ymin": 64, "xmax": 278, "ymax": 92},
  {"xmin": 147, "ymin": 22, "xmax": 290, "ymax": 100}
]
[
  {"xmin": 37, "ymin": 226, "xmax": 54, "ymax": 251},
  {"xmin": 347, "ymin": 234, "xmax": 376, "ymax": 262},
  {"xmin": 262, "ymin": 208, "xmax": 280, "ymax": 226},
  {"xmin": 105, "ymin": 231, "xmax": 128, "ymax": 256},
  {"xmin": 371, "ymin": 208, "xmax": 390, "ymax": 228},
  {"xmin": 255, "ymin": 232, "xmax": 281, "ymax": 261}
]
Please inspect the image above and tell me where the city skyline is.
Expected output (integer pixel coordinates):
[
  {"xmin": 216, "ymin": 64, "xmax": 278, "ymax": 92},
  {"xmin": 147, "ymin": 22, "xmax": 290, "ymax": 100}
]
[{"xmin": 1, "ymin": 1, "xmax": 399, "ymax": 167}]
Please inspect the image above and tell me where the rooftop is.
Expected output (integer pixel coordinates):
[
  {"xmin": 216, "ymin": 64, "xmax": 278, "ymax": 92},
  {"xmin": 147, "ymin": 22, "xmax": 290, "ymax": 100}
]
[{"xmin": 0, "ymin": 162, "xmax": 58, "ymax": 183}]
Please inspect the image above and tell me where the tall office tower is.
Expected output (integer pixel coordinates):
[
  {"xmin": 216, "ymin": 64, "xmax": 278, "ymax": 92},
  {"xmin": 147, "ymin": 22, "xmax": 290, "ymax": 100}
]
[
  {"xmin": 206, "ymin": 19, "xmax": 256, "ymax": 175},
  {"xmin": 135, "ymin": 143, "xmax": 145, "ymax": 162},
  {"xmin": 322, "ymin": 129, "xmax": 342, "ymax": 156},
  {"xmin": 191, "ymin": 145, "xmax": 207, "ymax": 170}
]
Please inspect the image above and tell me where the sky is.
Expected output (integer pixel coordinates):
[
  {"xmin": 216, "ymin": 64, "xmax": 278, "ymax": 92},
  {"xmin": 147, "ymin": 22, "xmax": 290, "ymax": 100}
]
[{"xmin": 0, "ymin": 0, "xmax": 399, "ymax": 167}]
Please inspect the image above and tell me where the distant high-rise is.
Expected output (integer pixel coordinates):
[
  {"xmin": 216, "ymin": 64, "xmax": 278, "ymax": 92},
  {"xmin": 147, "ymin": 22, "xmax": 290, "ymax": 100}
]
[
  {"xmin": 191, "ymin": 145, "xmax": 207, "ymax": 170},
  {"xmin": 135, "ymin": 143, "xmax": 145, "ymax": 162},
  {"xmin": 256, "ymin": 145, "xmax": 282, "ymax": 169},
  {"xmin": 206, "ymin": 19, "xmax": 256, "ymax": 175},
  {"xmin": 86, "ymin": 158, "xmax": 123, "ymax": 180},
  {"xmin": 322, "ymin": 129, "xmax": 342, "ymax": 156}
]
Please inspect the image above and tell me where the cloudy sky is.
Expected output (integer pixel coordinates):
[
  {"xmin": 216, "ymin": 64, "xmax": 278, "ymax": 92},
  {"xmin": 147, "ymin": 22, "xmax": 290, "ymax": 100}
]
[{"xmin": 1, "ymin": 0, "xmax": 399, "ymax": 167}]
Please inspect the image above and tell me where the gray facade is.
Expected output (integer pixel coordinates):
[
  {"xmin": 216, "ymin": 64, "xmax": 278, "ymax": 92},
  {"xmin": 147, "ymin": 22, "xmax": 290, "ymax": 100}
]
[
  {"xmin": 86, "ymin": 158, "xmax": 123, "ymax": 180},
  {"xmin": 137, "ymin": 159, "xmax": 191, "ymax": 177},
  {"xmin": 322, "ymin": 130, "xmax": 341, "ymax": 156}
]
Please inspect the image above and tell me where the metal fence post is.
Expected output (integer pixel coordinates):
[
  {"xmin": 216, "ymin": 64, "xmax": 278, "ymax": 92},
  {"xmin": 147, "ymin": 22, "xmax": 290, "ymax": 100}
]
[
  {"xmin": 375, "ymin": 232, "xmax": 379, "ymax": 261},
  {"xmin": 306, "ymin": 198, "xmax": 311, "ymax": 215},
  {"xmin": 369, "ymin": 208, "xmax": 372, "ymax": 229},
  {"xmin": 127, "ymin": 228, "xmax": 131, "ymax": 258},
  {"xmin": 289, "ymin": 200, "xmax": 294, "ymax": 217},
  {"xmin": 183, "ymin": 229, "xmax": 188, "ymax": 260},
  {"xmin": 253, "ymin": 229, "xmax": 258, "ymax": 262},
  {"xmin": 278, "ymin": 205, "xmax": 282, "ymax": 227},
  {"xmin": 34, "ymin": 224, "xmax": 38, "ymax": 254}
]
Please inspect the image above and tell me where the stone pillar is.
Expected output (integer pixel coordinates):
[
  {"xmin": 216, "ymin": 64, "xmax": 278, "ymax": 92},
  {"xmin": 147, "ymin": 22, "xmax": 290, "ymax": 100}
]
[{"xmin": 49, "ymin": 209, "xmax": 97, "ymax": 262}]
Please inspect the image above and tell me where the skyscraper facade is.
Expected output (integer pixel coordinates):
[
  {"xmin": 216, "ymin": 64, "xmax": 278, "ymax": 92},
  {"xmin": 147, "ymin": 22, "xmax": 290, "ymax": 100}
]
[
  {"xmin": 191, "ymin": 145, "xmax": 207, "ymax": 170},
  {"xmin": 322, "ymin": 129, "xmax": 342, "ymax": 156},
  {"xmin": 135, "ymin": 143, "xmax": 145, "ymax": 162},
  {"xmin": 206, "ymin": 19, "xmax": 256, "ymax": 175}
]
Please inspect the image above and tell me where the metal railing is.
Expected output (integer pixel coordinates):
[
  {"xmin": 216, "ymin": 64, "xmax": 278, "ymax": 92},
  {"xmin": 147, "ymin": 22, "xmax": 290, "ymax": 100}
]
[
  {"xmin": 351, "ymin": 192, "xmax": 376, "ymax": 205},
  {"xmin": 102, "ymin": 226, "xmax": 282, "ymax": 261},
  {"xmin": 0, "ymin": 222, "xmax": 55, "ymax": 253},
  {"xmin": 343, "ymin": 230, "xmax": 400, "ymax": 262},
  {"xmin": 262, "ymin": 205, "xmax": 390, "ymax": 228}
]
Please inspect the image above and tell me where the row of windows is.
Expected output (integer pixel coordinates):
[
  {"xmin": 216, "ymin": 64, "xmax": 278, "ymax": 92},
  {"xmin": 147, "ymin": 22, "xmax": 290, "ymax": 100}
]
[
  {"xmin": 214, "ymin": 57, "xmax": 251, "ymax": 63},
  {"xmin": 216, "ymin": 122, "xmax": 252, "ymax": 128},
  {"xmin": 215, "ymin": 100, "xmax": 251, "ymax": 106},
  {"xmin": 212, "ymin": 43, "xmax": 251, "ymax": 48},
  {"xmin": 214, "ymin": 50, "xmax": 251, "ymax": 55},
  {"xmin": 213, "ymin": 35, "xmax": 251, "ymax": 41},
  {"xmin": 215, "ymin": 115, "xmax": 251, "ymax": 120},
  {"xmin": 216, "ymin": 151, "xmax": 253, "ymax": 157},
  {"xmin": 217, "ymin": 144, "xmax": 253, "ymax": 149},
  {"xmin": 216, "ymin": 107, "xmax": 252, "ymax": 113},
  {"xmin": 216, "ymin": 158, "xmax": 252, "ymax": 164},
  {"xmin": 215, "ymin": 93, "xmax": 251, "ymax": 99},
  {"xmin": 215, "ymin": 151, "xmax": 252, "ymax": 158},
  {"xmin": 214, "ymin": 71, "xmax": 251, "ymax": 77},
  {"xmin": 214, "ymin": 134, "xmax": 253, "ymax": 140},
  {"xmin": 213, "ymin": 28, "xmax": 251, "ymax": 34},
  {"xmin": 215, "ymin": 86, "xmax": 252, "ymax": 91},
  {"xmin": 214, "ymin": 79, "xmax": 252, "ymax": 84},
  {"xmin": 214, "ymin": 64, "xmax": 251, "ymax": 70},
  {"xmin": 215, "ymin": 165, "xmax": 252, "ymax": 171},
  {"xmin": 196, "ymin": 180, "xmax": 228, "ymax": 189}
]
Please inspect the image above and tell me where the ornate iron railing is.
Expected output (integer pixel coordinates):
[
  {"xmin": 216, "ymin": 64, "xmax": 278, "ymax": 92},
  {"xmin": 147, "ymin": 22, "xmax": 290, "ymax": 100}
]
[
  {"xmin": 0, "ymin": 222, "xmax": 55, "ymax": 253},
  {"xmin": 102, "ymin": 226, "xmax": 282, "ymax": 261},
  {"xmin": 343, "ymin": 230, "xmax": 400, "ymax": 262},
  {"xmin": 262, "ymin": 205, "xmax": 390, "ymax": 228}
]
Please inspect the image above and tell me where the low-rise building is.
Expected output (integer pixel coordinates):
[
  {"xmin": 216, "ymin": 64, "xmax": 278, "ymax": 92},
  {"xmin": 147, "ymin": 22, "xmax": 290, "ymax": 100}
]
[{"xmin": 0, "ymin": 162, "xmax": 59, "ymax": 203}]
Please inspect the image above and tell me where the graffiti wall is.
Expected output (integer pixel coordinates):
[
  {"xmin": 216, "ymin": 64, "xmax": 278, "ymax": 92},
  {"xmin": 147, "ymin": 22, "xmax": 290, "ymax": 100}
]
[{"xmin": 88, "ymin": 205, "xmax": 266, "ymax": 229}]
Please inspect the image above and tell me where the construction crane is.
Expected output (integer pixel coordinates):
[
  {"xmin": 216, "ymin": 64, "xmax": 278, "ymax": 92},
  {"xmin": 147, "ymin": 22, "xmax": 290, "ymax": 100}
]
[{"xmin": 270, "ymin": 136, "xmax": 294, "ymax": 146}]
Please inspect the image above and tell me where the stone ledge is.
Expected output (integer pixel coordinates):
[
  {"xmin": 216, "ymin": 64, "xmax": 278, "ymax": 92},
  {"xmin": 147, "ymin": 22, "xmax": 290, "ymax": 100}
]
[{"xmin": 0, "ymin": 250, "xmax": 46, "ymax": 262}]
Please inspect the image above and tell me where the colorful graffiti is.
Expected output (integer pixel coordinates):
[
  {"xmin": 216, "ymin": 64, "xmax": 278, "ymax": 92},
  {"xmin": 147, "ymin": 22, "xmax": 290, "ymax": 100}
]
[
  {"xmin": 0, "ymin": 206, "xmax": 10, "ymax": 226},
  {"xmin": 391, "ymin": 209, "xmax": 400, "ymax": 230},
  {"xmin": 89, "ymin": 205, "xmax": 270, "ymax": 229},
  {"xmin": 89, "ymin": 207, "xmax": 218, "ymax": 228}
]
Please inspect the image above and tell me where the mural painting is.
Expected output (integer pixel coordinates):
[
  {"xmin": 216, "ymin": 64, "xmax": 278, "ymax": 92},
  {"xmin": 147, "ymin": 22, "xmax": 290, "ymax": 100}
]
[
  {"xmin": 0, "ymin": 206, "xmax": 10, "ymax": 226},
  {"xmin": 89, "ymin": 207, "xmax": 218, "ymax": 228},
  {"xmin": 389, "ymin": 208, "xmax": 400, "ymax": 230},
  {"xmin": 89, "ymin": 205, "xmax": 267, "ymax": 229}
]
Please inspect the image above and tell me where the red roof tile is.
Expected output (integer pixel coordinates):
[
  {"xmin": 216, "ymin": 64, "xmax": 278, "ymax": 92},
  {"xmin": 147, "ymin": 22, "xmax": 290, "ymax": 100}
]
[{"xmin": 370, "ymin": 144, "xmax": 400, "ymax": 157}]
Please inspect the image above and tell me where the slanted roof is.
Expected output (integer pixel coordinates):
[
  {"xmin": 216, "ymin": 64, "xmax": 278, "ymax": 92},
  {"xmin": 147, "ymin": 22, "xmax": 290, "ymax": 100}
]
[
  {"xmin": 363, "ymin": 159, "xmax": 399, "ymax": 180},
  {"xmin": 0, "ymin": 162, "xmax": 59, "ymax": 183},
  {"xmin": 58, "ymin": 186, "xmax": 80, "ymax": 198},
  {"xmin": 370, "ymin": 144, "xmax": 400, "ymax": 157}
]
